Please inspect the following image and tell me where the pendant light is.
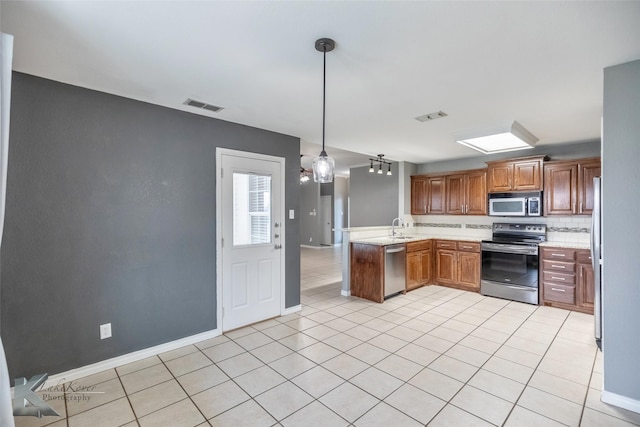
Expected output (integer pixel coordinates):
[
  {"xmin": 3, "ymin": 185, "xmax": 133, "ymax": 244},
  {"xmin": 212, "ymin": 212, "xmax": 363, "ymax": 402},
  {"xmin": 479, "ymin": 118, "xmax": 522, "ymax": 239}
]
[{"xmin": 312, "ymin": 38, "xmax": 336, "ymax": 183}]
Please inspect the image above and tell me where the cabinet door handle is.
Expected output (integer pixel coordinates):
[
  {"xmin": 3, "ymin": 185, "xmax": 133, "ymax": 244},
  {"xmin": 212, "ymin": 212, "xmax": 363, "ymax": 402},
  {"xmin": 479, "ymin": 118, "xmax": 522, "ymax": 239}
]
[
  {"xmin": 551, "ymin": 264, "xmax": 565, "ymax": 269},
  {"xmin": 580, "ymin": 202, "xmax": 583, "ymax": 214},
  {"xmin": 428, "ymin": 204, "xmax": 430, "ymax": 213},
  {"xmin": 551, "ymin": 287, "xmax": 566, "ymax": 292},
  {"xmin": 551, "ymin": 253, "xmax": 566, "ymax": 257},
  {"xmin": 573, "ymin": 202, "xmax": 577, "ymax": 214},
  {"xmin": 551, "ymin": 276, "xmax": 566, "ymax": 281}
]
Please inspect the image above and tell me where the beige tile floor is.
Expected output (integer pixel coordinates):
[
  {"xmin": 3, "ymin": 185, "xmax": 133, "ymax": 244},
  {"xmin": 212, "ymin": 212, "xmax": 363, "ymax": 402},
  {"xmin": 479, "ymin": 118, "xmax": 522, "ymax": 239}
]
[{"xmin": 16, "ymin": 245, "xmax": 640, "ymax": 427}]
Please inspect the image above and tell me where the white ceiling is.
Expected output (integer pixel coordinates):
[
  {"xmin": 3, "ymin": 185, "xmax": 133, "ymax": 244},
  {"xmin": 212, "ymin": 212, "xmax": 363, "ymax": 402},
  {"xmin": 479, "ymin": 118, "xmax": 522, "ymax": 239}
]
[{"xmin": 3, "ymin": 1, "xmax": 640, "ymax": 174}]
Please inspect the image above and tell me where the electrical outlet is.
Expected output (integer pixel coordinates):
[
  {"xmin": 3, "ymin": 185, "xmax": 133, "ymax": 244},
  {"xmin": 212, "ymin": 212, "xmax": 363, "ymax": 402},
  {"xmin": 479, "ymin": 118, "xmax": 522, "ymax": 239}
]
[{"xmin": 100, "ymin": 323, "xmax": 112, "ymax": 340}]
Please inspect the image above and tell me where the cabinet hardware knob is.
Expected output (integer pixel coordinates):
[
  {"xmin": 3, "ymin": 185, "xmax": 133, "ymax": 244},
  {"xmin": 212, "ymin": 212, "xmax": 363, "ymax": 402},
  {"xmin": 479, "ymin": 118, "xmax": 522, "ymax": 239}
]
[
  {"xmin": 551, "ymin": 265, "xmax": 565, "ymax": 269},
  {"xmin": 551, "ymin": 276, "xmax": 566, "ymax": 281},
  {"xmin": 551, "ymin": 253, "xmax": 566, "ymax": 257},
  {"xmin": 551, "ymin": 288, "xmax": 566, "ymax": 292}
]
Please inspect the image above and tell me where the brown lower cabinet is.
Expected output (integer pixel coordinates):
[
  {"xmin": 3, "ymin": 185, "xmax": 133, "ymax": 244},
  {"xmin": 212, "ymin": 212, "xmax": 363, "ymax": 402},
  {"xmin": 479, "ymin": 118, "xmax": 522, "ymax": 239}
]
[
  {"xmin": 350, "ymin": 243, "xmax": 385, "ymax": 303},
  {"xmin": 406, "ymin": 240, "xmax": 432, "ymax": 291},
  {"xmin": 434, "ymin": 240, "xmax": 481, "ymax": 292},
  {"xmin": 540, "ymin": 246, "xmax": 594, "ymax": 314},
  {"xmin": 351, "ymin": 238, "xmax": 482, "ymax": 303}
]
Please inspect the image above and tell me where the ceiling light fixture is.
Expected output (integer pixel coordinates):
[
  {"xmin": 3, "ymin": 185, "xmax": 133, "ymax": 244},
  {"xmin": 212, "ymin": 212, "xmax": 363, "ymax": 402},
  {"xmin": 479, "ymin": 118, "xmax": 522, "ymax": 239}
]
[
  {"xmin": 312, "ymin": 38, "xmax": 336, "ymax": 183},
  {"xmin": 369, "ymin": 154, "xmax": 392, "ymax": 176},
  {"xmin": 455, "ymin": 121, "xmax": 539, "ymax": 154},
  {"xmin": 300, "ymin": 167, "xmax": 310, "ymax": 183}
]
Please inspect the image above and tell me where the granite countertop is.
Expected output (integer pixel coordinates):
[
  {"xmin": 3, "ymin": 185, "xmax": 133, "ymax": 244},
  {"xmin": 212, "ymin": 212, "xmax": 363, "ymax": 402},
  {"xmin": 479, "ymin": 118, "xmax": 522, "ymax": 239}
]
[
  {"xmin": 539, "ymin": 241, "xmax": 591, "ymax": 249},
  {"xmin": 351, "ymin": 235, "xmax": 484, "ymax": 246}
]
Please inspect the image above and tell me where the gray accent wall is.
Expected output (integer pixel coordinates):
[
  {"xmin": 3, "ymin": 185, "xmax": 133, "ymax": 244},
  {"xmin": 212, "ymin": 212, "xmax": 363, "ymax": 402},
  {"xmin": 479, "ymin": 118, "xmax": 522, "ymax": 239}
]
[
  {"xmin": 602, "ymin": 59, "xmax": 640, "ymax": 404},
  {"xmin": 1, "ymin": 73, "xmax": 301, "ymax": 379},
  {"xmin": 349, "ymin": 162, "xmax": 400, "ymax": 227}
]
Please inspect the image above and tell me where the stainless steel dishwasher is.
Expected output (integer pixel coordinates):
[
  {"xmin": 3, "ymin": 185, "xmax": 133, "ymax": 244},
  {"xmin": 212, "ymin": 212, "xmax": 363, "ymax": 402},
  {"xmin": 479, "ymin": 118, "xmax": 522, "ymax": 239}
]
[{"xmin": 384, "ymin": 244, "xmax": 406, "ymax": 298}]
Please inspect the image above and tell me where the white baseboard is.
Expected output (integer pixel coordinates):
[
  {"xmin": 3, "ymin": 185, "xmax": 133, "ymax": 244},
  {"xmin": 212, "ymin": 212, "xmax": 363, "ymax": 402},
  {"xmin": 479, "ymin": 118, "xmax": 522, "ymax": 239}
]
[
  {"xmin": 38, "ymin": 328, "xmax": 221, "ymax": 390},
  {"xmin": 602, "ymin": 389, "xmax": 640, "ymax": 414},
  {"xmin": 341, "ymin": 290, "xmax": 351, "ymax": 297},
  {"xmin": 283, "ymin": 304, "xmax": 301, "ymax": 315},
  {"xmin": 17, "ymin": 304, "xmax": 306, "ymax": 393}
]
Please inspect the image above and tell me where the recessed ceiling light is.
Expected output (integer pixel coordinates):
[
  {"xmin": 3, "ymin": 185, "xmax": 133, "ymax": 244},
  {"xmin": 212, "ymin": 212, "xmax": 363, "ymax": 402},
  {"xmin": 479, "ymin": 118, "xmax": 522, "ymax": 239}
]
[
  {"xmin": 183, "ymin": 98, "xmax": 224, "ymax": 113},
  {"xmin": 415, "ymin": 111, "xmax": 448, "ymax": 122},
  {"xmin": 455, "ymin": 121, "xmax": 538, "ymax": 154}
]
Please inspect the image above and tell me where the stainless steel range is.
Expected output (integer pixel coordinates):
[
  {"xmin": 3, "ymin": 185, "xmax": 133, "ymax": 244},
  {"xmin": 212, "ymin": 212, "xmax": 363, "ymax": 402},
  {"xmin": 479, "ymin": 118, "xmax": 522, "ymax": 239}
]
[{"xmin": 481, "ymin": 223, "xmax": 546, "ymax": 305}]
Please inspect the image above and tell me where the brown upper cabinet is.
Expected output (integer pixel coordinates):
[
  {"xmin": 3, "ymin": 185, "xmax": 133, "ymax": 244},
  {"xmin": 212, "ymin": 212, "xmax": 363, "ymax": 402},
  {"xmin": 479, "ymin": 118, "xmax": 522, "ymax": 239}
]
[
  {"xmin": 486, "ymin": 155, "xmax": 547, "ymax": 192},
  {"xmin": 445, "ymin": 169, "xmax": 487, "ymax": 215},
  {"xmin": 411, "ymin": 176, "xmax": 428, "ymax": 215},
  {"xmin": 411, "ymin": 170, "xmax": 485, "ymax": 215},
  {"xmin": 544, "ymin": 157, "xmax": 601, "ymax": 215},
  {"xmin": 411, "ymin": 175, "xmax": 446, "ymax": 215}
]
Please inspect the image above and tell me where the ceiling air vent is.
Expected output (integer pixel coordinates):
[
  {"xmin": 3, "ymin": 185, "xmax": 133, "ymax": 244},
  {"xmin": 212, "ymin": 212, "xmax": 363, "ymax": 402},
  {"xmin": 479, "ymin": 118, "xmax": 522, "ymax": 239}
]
[
  {"xmin": 415, "ymin": 111, "xmax": 448, "ymax": 122},
  {"xmin": 183, "ymin": 98, "xmax": 224, "ymax": 113}
]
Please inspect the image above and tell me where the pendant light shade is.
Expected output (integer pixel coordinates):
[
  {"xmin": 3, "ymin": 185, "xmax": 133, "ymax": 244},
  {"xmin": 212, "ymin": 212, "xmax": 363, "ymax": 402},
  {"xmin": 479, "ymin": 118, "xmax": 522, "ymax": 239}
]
[
  {"xmin": 312, "ymin": 38, "xmax": 336, "ymax": 183},
  {"xmin": 312, "ymin": 152, "xmax": 335, "ymax": 183}
]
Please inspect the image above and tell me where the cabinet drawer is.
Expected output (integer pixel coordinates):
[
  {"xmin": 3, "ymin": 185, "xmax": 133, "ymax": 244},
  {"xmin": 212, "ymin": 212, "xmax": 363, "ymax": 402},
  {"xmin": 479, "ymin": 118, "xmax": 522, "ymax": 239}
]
[
  {"xmin": 544, "ymin": 283, "xmax": 576, "ymax": 305},
  {"xmin": 407, "ymin": 240, "xmax": 432, "ymax": 252},
  {"xmin": 576, "ymin": 250, "xmax": 592, "ymax": 264},
  {"xmin": 542, "ymin": 247, "xmax": 576, "ymax": 262},
  {"xmin": 542, "ymin": 270, "xmax": 575, "ymax": 285},
  {"xmin": 542, "ymin": 260, "xmax": 576, "ymax": 274},
  {"xmin": 457, "ymin": 242, "xmax": 480, "ymax": 253},
  {"xmin": 436, "ymin": 240, "xmax": 457, "ymax": 250}
]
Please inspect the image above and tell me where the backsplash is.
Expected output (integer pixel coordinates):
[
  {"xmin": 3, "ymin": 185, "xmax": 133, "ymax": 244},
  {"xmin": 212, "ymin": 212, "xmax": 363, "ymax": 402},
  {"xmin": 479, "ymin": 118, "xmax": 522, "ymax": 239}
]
[{"xmin": 406, "ymin": 214, "xmax": 591, "ymax": 245}]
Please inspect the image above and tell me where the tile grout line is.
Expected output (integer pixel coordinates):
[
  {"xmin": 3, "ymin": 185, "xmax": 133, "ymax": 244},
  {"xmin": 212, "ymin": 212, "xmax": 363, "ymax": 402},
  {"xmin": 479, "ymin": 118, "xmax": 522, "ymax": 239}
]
[{"xmin": 114, "ymin": 365, "xmax": 141, "ymax": 427}]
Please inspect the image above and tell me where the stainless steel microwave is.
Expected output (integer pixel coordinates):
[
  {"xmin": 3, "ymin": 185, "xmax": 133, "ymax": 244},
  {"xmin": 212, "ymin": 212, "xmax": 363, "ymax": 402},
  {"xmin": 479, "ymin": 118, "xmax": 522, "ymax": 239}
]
[{"xmin": 488, "ymin": 192, "xmax": 542, "ymax": 217}]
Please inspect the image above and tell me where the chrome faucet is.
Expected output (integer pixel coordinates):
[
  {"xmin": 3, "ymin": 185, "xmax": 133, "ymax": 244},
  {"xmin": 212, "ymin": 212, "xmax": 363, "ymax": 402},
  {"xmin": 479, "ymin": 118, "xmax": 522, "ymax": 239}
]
[{"xmin": 391, "ymin": 217, "xmax": 405, "ymax": 237}]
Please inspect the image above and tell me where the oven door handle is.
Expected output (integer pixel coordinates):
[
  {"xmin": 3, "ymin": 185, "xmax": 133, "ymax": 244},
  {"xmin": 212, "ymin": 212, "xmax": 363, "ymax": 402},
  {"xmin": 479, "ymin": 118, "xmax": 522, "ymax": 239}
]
[
  {"xmin": 505, "ymin": 285, "xmax": 537, "ymax": 292},
  {"xmin": 481, "ymin": 245, "xmax": 537, "ymax": 255}
]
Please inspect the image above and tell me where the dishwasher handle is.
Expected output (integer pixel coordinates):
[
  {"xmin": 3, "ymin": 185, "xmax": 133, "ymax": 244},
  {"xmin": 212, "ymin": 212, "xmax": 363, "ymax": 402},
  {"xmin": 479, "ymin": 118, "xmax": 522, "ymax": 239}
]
[{"xmin": 385, "ymin": 247, "xmax": 406, "ymax": 254}]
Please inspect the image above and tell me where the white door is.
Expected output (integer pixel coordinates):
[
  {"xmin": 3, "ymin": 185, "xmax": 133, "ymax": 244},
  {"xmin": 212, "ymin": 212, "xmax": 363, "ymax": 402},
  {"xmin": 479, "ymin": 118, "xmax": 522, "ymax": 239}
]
[
  {"xmin": 218, "ymin": 150, "xmax": 284, "ymax": 331},
  {"xmin": 320, "ymin": 195, "xmax": 332, "ymax": 245}
]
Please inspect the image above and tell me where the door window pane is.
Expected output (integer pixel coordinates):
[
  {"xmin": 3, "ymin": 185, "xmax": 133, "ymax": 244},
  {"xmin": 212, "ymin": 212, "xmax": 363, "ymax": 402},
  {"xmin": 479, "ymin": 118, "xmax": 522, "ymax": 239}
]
[{"xmin": 233, "ymin": 173, "xmax": 272, "ymax": 245}]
